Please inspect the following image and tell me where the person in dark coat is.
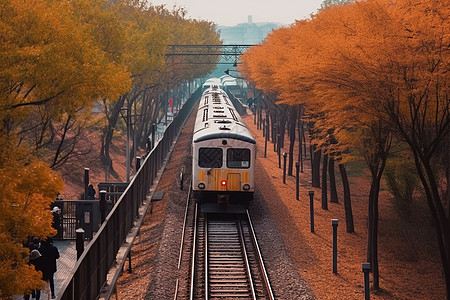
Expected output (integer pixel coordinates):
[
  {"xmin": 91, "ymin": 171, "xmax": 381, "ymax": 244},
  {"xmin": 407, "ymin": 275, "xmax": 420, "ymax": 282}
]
[
  {"xmin": 28, "ymin": 249, "xmax": 44, "ymax": 300},
  {"xmin": 32, "ymin": 236, "xmax": 41, "ymax": 251},
  {"xmin": 87, "ymin": 184, "xmax": 96, "ymax": 200},
  {"xmin": 40, "ymin": 238, "xmax": 60, "ymax": 299},
  {"xmin": 51, "ymin": 206, "xmax": 62, "ymax": 239}
]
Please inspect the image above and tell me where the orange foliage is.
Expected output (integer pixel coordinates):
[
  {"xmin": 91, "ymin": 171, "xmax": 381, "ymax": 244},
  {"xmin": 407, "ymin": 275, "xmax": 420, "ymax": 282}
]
[
  {"xmin": 240, "ymin": 0, "xmax": 449, "ymax": 294},
  {"xmin": 241, "ymin": 0, "xmax": 448, "ymax": 160}
]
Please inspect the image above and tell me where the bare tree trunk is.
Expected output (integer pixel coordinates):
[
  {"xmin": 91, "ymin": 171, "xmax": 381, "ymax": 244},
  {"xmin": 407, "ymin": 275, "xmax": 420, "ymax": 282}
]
[
  {"xmin": 279, "ymin": 107, "xmax": 286, "ymax": 148},
  {"xmin": 447, "ymin": 135, "xmax": 450, "ymax": 270},
  {"xmin": 297, "ymin": 107, "xmax": 304, "ymax": 173},
  {"xmin": 366, "ymin": 154, "xmax": 387, "ymax": 291},
  {"xmin": 265, "ymin": 109, "xmax": 270, "ymax": 142},
  {"xmin": 412, "ymin": 150, "xmax": 450, "ymax": 298},
  {"xmin": 329, "ymin": 157, "xmax": 338, "ymax": 203},
  {"xmin": 100, "ymin": 95, "xmax": 127, "ymax": 179},
  {"xmin": 51, "ymin": 116, "xmax": 71, "ymax": 169},
  {"xmin": 288, "ymin": 106, "xmax": 297, "ymax": 176},
  {"xmin": 321, "ymin": 153, "xmax": 328, "ymax": 209},
  {"xmin": 370, "ymin": 174, "xmax": 382, "ymax": 289},
  {"xmin": 339, "ymin": 163, "xmax": 354, "ymax": 233},
  {"xmin": 312, "ymin": 146, "xmax": 321, "ymax": 188}
]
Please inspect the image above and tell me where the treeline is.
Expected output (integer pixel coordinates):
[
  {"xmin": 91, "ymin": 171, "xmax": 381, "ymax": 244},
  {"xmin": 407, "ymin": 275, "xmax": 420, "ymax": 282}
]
[
  {"xmin": 241, "ymin": 0, "xmax": 449, "ymax": 297},
  {"xmin": 0, "ymin": 0, "xmax": 219, "ymax": 297}
]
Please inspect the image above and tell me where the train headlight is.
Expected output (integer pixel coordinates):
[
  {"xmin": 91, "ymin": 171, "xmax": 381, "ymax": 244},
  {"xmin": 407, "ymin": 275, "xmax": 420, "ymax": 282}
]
[
  {"xmin": 243, "ymin": 184, "xmax": 250, "ymax": 191},
  {"xmin": 220, "ymin": 180, "xmax": 227, "ymax": 186},
  {"xmin": 198, "ymin": 182, "xmax": 205, "ymax": 189}
]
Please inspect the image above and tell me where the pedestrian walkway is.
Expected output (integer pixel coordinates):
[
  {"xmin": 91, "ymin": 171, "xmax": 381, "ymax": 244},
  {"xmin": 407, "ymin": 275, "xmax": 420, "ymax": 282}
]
[
  {"xmin": 14, "ymin": 240, "xmax": 80, "ymax": 300},
  {"xmin": 52, "ymin": 240, "xmax": 79, "ymax": 298}
]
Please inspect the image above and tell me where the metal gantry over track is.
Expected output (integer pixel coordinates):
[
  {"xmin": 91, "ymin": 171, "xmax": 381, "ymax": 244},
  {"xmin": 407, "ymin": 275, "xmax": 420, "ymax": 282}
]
[{"xmin": 165, "ymin": 44, "xmax": 255, "ymax": 65}]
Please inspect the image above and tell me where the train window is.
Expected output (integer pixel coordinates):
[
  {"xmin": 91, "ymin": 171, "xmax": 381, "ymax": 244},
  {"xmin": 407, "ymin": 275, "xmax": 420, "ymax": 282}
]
[
  {"xmin": 198, "ymin": 148, "xmax": 223, "ymax": 168},
  {"xmin": 227, "ymin": 148, "xmax": 250, "ymax": 168}
]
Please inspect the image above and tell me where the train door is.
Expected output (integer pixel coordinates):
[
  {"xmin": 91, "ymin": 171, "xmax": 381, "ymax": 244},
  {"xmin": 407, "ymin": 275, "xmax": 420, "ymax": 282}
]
[{"xmin": 227, "ymin": 173, "xmax": 241, "ymax": 191}]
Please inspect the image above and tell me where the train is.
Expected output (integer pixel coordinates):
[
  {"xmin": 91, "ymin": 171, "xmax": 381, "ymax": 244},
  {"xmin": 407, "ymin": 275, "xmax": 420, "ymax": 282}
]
[
  {"xmin": 192, "ymin": 83, "xmax": 256, "ymax": 213},
  {"xmin": 202, "ymin": 77, "xmax": 222, "ymax": 92}
]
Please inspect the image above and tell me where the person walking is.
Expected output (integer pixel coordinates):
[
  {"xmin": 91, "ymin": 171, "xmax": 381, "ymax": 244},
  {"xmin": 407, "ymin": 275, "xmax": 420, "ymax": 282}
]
[
  {"xmin": 40, "ymin": 238, "xmax": 60, "ymax": 299},
  {"xmin": 28, "ymin": 249, "xmax": 44, "ymax": 300},
  {"xmin": 51, "ymin": 206, "xmax": 62, "ymax": 239}
]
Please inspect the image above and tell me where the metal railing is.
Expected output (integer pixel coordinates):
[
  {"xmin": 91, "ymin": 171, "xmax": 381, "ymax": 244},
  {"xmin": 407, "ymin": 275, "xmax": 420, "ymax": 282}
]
[
  {"xmin": 227, "ymin": 91, "xmax": 248, "ymax": 116},
  {"xmin": 58, "ymin": 88, "xmax": 201, "ymax": 300}
]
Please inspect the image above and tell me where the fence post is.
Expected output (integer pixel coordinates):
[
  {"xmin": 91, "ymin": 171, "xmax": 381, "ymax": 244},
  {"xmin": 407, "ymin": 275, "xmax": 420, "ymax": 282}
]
[
  {"xmin": 76, "ymin": 228, "xmax": 85, "ymax": 259},
  {"xmin": 151, "ymin": 122, "xmax": 156, "ymax": 150},
  {"xmin": 84, "ymin": 168, "xmax": 90, "ymax": 200},
  {"xmin": 283, "ymin": 152, "xmax": 287, "ymax": 183},
  {"xmin": 136, "ymin": 156, "xmax": 141, "ymax": 173},
  {"xmin": 309, "ymin": 190, "xmax": 314, "ymax": 233},
  {"xmin": 180, "ymin": 171, "xmax": 184, "ymax": 190},
  {"xmin": 146, "ymin": 137, "xmax": 152, "ymax": 154},
  {"xmin": 332, "ymin": 219, "xmax": 338, "ymax": 274},
  {"xmin": 362, "ymin": 262, "xmax": 371, "ymax": 300},
  {"xmin": 100, "ymin": 190, "xmax": 107, "ymax": 224}
]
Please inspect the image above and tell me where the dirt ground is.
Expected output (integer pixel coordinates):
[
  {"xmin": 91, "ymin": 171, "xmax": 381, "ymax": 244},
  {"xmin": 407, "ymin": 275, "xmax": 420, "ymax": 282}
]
[
  {"xmin": 241, "ymin": 113, "xmax": 446, "ymax": 300},
  {"xmin": 64, "ymin": 109, "xmax": 446, "ymax": 299}
]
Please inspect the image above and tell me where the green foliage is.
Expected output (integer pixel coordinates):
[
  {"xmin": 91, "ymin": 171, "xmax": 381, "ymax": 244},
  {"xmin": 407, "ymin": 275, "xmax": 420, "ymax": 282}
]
[
  {"xmin": 320, "ymin": 0, "xmax": 353, "ymax": 10},
  {"xmin": 384, "ymin": 157, "xmax": 419, "ymax": 217}
]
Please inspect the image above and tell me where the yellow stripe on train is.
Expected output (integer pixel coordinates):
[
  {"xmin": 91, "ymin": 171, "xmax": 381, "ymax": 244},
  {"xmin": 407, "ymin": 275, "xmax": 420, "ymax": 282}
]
[{"xmin": 199, "ymin": 169, "xmax": 248, "ymax": 191}]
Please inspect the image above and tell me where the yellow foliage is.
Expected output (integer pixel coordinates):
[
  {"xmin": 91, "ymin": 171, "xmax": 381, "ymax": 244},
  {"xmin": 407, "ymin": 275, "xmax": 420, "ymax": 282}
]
[
  {"xmin": 0, "ymin": 0, "xmax": 131, "ymax": 121},
  {"xmin": 0, "ymin": 133, "xmax": 63, "ymax": 297}
]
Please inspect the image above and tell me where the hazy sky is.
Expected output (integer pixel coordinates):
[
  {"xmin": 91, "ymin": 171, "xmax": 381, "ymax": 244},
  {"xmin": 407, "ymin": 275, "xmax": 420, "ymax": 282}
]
[{"xmin": 149, "ymin": 0, "xmax": 324, "ymax": 26}]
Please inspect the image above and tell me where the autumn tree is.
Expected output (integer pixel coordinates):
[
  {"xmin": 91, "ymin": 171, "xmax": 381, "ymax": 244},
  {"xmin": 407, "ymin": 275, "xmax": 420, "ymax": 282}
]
[
  {"xmin": 307, "ymin": 1, "xmax": 449, "ymax": 292},
  {"xmin": 242, "ymin": 0, "xmax": 448, "ymax": 295},
  {"xmin": 0, "ymin": 134, "xmax": 64, "ymax": 298},
  {"xmin": 91, "ymin": 1, "xmax": 220, "ymax": 178},
  {"xmin": 0, "ymin": 0, "xmax": 131, "ymax": 295}
]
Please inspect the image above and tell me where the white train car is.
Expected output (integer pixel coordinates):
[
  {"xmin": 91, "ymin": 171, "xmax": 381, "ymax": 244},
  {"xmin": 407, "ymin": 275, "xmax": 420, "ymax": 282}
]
[
  {"xmin": 202, "ymin": 77, "xmax": 222, "ymax": 92},
  {"xmin": 192, "ymin": 84, "xmax": 256, "ymax": 213}
]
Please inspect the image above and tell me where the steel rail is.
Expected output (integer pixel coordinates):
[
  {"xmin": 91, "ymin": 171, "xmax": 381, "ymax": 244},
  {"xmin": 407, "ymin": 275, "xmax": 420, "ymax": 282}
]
[
  {"xmin": 174, "ymin": 181, "xmax": 192, "ymax": 300},
  {"xmin": 189, "ymin": 204, "xmax": 199, "ymax": 300},
  {"xmin": 177, "ymin": 181, "xmax": 192, "ymax": 269},
  {"xmin": 246, "ymin": 209, "xmax": 275, "ymax": 300},
  {"xmin": 237, "ymin": 217, "xmax": 257, "ymax": 300},
  {"xmin": 204, "ymin": 214, "xmax": 209, "ymax": 300}
]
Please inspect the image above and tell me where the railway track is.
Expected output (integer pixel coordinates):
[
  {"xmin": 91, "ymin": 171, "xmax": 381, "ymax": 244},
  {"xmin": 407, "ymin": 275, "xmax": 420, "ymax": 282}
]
[{"xmin": 189, "ymin": 208, "xmax": 274, "ymax": 299}]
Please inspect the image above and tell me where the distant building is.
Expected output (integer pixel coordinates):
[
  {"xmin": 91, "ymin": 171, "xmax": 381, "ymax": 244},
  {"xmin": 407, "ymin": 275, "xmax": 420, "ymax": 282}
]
[
  {"xmin": 217, "ymin": 15, "xmax": 282, "ymax": 45},
  {"xmin": 209, "ymin": 16, "xmax": 282, "ymax": 88}
]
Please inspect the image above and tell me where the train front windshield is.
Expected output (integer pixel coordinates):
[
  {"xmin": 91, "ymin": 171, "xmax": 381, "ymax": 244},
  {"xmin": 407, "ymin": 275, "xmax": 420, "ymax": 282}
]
[
  {"xmin": 198, "ymin": 148, "xmax": 223, "ymax": 168},
  {"xmin": 227, "ymin": 148, "xmax": 250, "ymax": 168}
]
